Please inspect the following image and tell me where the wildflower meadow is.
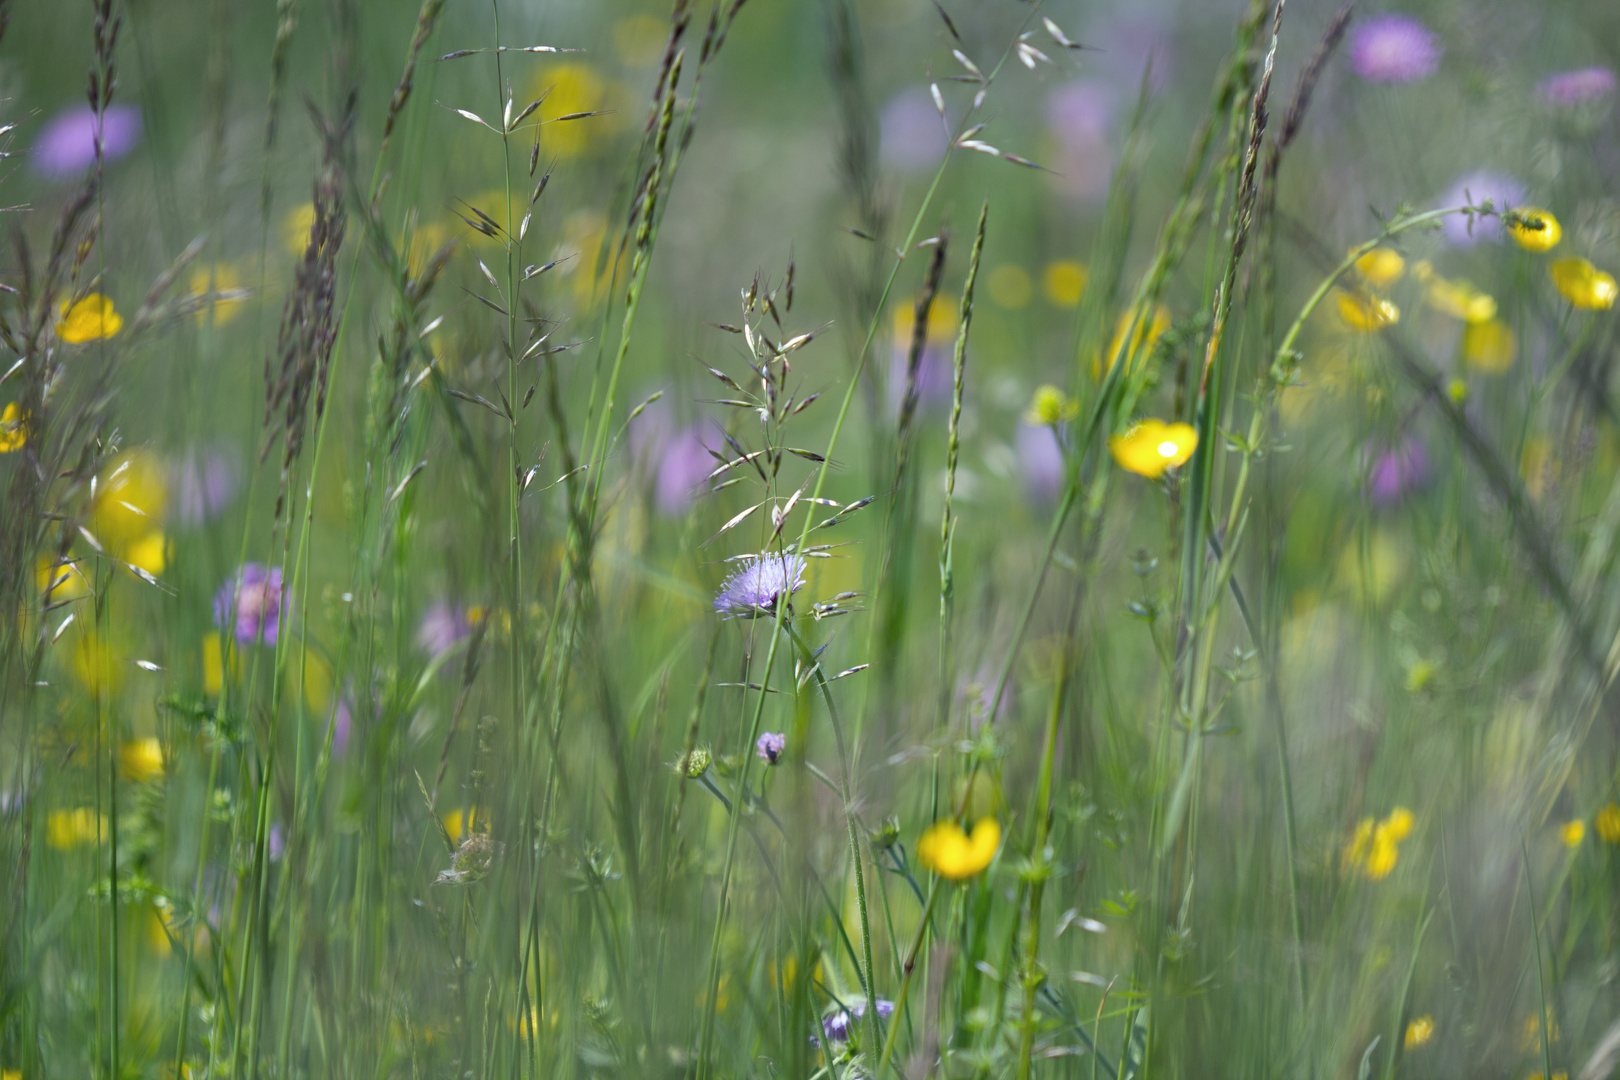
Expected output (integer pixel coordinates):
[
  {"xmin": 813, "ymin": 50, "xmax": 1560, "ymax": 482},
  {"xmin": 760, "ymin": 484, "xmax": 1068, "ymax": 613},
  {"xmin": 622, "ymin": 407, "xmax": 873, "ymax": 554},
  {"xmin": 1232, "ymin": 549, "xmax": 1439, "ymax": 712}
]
[{"xmin": 4, "ymin": 0, "xmax": 1620, "ymax": 1078}]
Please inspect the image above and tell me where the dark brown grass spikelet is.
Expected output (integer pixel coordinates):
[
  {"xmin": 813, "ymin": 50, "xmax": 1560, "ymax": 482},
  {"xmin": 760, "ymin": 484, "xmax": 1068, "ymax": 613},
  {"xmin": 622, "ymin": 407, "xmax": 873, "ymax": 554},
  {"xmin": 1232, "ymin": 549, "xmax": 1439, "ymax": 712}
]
[{"xmin": 382, "ymin": 0, "xmax": 449, "ymax": 151}]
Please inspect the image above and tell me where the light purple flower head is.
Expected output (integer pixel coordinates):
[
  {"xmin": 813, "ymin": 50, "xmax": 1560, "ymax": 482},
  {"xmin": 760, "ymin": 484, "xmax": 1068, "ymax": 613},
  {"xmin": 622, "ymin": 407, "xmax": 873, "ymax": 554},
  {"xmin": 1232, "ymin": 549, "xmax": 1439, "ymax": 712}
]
[
  {"xmin": 714, "ymin": 553, "xmax": 807, "ymax": 618},
  {"xmin": 417, "ymin": 602, "xmax": 472, "ymax": 659},
  {"xmin": 1046, "ymin": 80, "xmax": 1116, "ymax": 202},
  {"xmin": 267, "ymin": 823, "xmax": 286, "ymax": 862},
  {"xmin": 330, "ymin": 698, "xmax": 353, "ymax": 758},
  {"xmin": 756, "ymin": 731, "xmax": 786, "ymax": 765},
  {"xmin": 214, "ymin": 564, "xmax": 287, "ymax": 646},
  {"xmin": 1439, "ymin": 171, "xmax": 1526, "ymax": 246},
  {"xmin": 1538, "ymin": 67, "xmax": 1617, "ymax": 107},
  {"xmin": 1017, "ymin": 423, "xmax": 1065, "ymax": 501},
  {"xmin": 655, "ymin": 427, "xmax": 720, "ymax": 516},
  {"xmin": 1368, "ymin": 438, "xmax": 1431, "ymax": 507},
  {"xmin": 1349, "ymin": 14, "xmax": 1441, "ymax": 84},
  {"xmin": 173, "ymin": 447, "xmax": 239, "ymax": 525},
  {"xmin": 887, "ymin": 342, "xmax": 953, "ymax": 416},
  {"xmin": 33, "ymin": 104, "xmax": 142, "ymax": 178},
  {"xmin": 880, "ymin": 89, "xmax": 948, "ymax": 174},
  {"xmin": 819, "ymin": 999, "xmax": 896, "ymax": 1044}
]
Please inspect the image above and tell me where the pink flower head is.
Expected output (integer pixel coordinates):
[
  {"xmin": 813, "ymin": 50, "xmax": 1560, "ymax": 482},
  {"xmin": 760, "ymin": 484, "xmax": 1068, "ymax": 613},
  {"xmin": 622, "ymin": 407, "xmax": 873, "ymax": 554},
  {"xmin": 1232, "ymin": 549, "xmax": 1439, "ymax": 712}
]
[
  {"xmin": 1045, "ymin": 80, "xmax": 1116, "ymax": 202},
  {"xmin": 214, "ymin": 564, "xmax": 287, "ymax": 646},
  {"xmin": 755, "ymin": 732, "xmax": 785, "ymax": 765},
  {"xmin": 417, "ymin": 602, "xmax": 472, "ymax": 659},
  {"xmin": 1439, "ymin": 171, "xmax": 1526, "ymax": 246},
  {"xmin": 33, "ymin": 104, "xmax": 142, "ymax": 178},
  {"xmin": 1017, "ymin": 423, "xmax": 1065, "ymax": 502},
  {"xmin": 173, "ymin": 447, "xmax": 239, "ymax": 525},
  {"xmin": 1538, "ymin": 67, "xmax": 1617, "ymax": 107},
  {"xmin": 1368, "ymin": 438, "xmax": 1432, "ymax": 506},
  {"xmin": 880, "ymin": 89, "xmax": 948, "ymax": 174},
  {"xmin": 1349, "ymin": 14, "xmax": 1441, "ymax": 84}
]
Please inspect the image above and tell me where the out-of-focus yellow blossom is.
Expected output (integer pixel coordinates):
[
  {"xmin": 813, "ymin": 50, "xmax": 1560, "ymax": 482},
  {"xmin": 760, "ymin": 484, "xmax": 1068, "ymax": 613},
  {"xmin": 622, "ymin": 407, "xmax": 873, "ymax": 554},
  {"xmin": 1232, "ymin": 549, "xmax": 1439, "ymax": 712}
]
[
  {"xmin": 917, "ymin": 817, "xmax": 1000, "ymax": 880},
  {"xmin": 1551, "ymin": 258, "xmax": 1618, "ymax": 310},
  {"xmin": 3, "ymin": 1067, "xmax": 20, "ymax": 1080},
  {"xmin": 987, "ymin": 264, "xmax": 1033, "ymax": 309},
  {"xmin": 38, "ymin": 557, "xmax": 89, "ymax": 602},
  {"xmin": 93, "ymin": 451, "xmax": 168, "ymax": 549},
  {"xmin": 121, "ymin": 737, "xmax": 165, "ymax": 783},
  {"xmin": 612, "ymin": 13, "xmax": 668, "ymax": 67},
  {"xmin": 1562, "ymin": 820, "xmax": 1585, "ymax": 847},
  {"xmin": 1596, "ymin": 803, "xmax": 1620, "ymax": 843},
  {"xmin": 529, "ymin": 63, "xmax": 615, "ymax": 157},
  {"xmin": 405, "ymin": 220, "xmax": 451, "ymax": 278},
  {"xmin": 1446, "ymin": 377, "xmax": 1469, "ymax": 403},
  {"xmin": 1404, "ymin": 1015, "xmax": 1435, "ymax": 1049},
  {"xmin": 893, "ymin": 292, "xmax": 957, "ymax": 348},
  {"xmin": 190, "ymin": 263, "xmax": 247, "ymax": 326},
  {"xmin": 0, "ymin": 401, "xmax": 24, "ymax": 452},
  {"xmin": 1522, "ymin": 1013, "xmax": 1560, "ymax": 1050},
  {"xmin": 47, "ymin": 808, "xmax": 106, "ymax": 849},
  {"xmin": 124, "ymin": 532, "xmax": 168, "ymax": 577},
  {"xmin": 146, "ymin": 905, "xmax": 172, "ymax": 954},
  {"xmin": 1025, "ymin": 385, "xmax": 1078, "ymax": 426},
  {"xmin": 1426, "ymin": 277, "xmax": 1497, "ymax": 323},
  {"xmin": 1521, "ymin": 437, "xmax": 1555, "ymax": 501},
  {"xmin": 1343, "ymin": 806, "xmax": 1414, "ymax": 879},
  {"xmin": 202, "ymin": 632, "xmax": 233, "ymax": 696},
  {"xmin": 1108, "ymin": 419, "xmax": 1197, "ymax": 479},
  {"xmin": 281, "ymin": 202, "xmax": 316, "ymax": 255},
  {"xmin": 1464, "ymin": 318, "xmax": 1516, "ymax": 373},
  {"xmin": 1093, "ymin": 304, "xmax": 1171, "ymax": 378},
  {"xmin": 1507, "ymin": 208, "xmax": 1561, "ymax": 252},
  {"xmin": 556, "ymin": 210, "xmax": 611, "ymax": 309},
  {"xmin": 73, "ymin": 635, "xmax": 121, "ymax": 693},
  {"xmin": 58, "ymin": 295, "xmax": 123, "ymax": 343},
  {"xmin": 1380, "ymin": 807, "xmax": 1414, "ymax": 843},
  {"xmin": 1042, "ymin": 260, "xmax": 1088, "ymax": 307},
  {"xmin": 1336, "ymin": 291, "xmax": 1399, "ymax": 331},
  {"xmin": 1354, "ymin": 247, "xmax": 1405, "ymax": 287},
  {"xmin": 1527, "ymin": 1073, "xmax": 1569, "ymax": 1080},
  {"xmin": 444, "ymin": 807, "xmax": 485, "ymax": 843}
]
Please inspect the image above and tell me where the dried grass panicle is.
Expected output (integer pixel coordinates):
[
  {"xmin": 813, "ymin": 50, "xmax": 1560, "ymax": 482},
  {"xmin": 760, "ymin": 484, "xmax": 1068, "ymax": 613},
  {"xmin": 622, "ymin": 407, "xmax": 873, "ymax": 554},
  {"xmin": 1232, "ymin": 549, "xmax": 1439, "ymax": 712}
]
[{"xmin": 382, "ymin": 0, "xmax": 448, "ymax": 146}]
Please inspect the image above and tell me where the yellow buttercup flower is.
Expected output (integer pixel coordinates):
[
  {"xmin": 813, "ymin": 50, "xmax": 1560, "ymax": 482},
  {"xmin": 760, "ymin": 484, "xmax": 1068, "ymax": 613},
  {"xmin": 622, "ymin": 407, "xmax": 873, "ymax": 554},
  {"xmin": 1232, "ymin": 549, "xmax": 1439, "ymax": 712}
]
[
  {"xmin": 124, "ymin": 532, "xmax": 168, "ymax": 577},
  {"xmin": 93, "ymin": 451, "xmax": 168, "ymax": 550},
  {"xmin": 190, "ymin": 263, "xmax": 247, "ymax": 325},
  {"xmin": 1404, "ymin": 1015, "xmax": 1435, "ymax": 1049},
  {"xmin": 73, "ymin": 636, "xmax": 122, "ymax": 693},
  {"xmin": 1025, "ymin": 384, "xmax": 1078, "ymax": 426},
  {"xmin": 529, "ymin": 63, "xmax": 618, "ymax": 157},
  {"xmin": 1108, "ymin": 419, "xmax": 1197, "ymax": 479},
  {"xmin": 1507, "ymin": 208, "xmax": 1561, "ymax": 252},
  {"xmin": 121, "ymin": 737, "xmax": 165, "ymax": 783},
  {"xmin": 47, "ymin": 808, "xmax": 107, "ymax": 850},
  {"xmin": 1343, "ymin": 807, "xmax": 1414, "ymax": 879},
  {"xmin": 0, "ymin": 401, "xmax": 24, "ymax": 452},
  {"xmin": 1377, "ymin": 806, "xmax": 1414, "ymax": 844},
  {"xmin": 1551, "ymin": 258, "xmax": 1618, "ymax": 310},
  {"xmin": 1595, "ymin": 803, "xmax": 1620, "ymax": 843},
  {"xmin": 1336, "ymin": 291, "xmax": 1399, "ymax": 331},
  {"xmin": 1427, "ymin": 277, "xmax": 1497, "ymax": 323},
  {"xmin": 1561, "ymin": 820, "xmax": 1585, "ymax": 847},
  {"xmin": 281, "ymin": 202, "xmax": 317, "ymax": 255},
  {"xmin": 917, "ymin": 817, "xmax": 1000, "ymax": 880},
  {"xmin": 1464, "ymin": 318, "xmax": 1516, "ymax": 373},
  {"xmin": 1042, "ymin": 260, "xmax": 1088, "ymax": 308},
  {"xmin": 1354, "ymin": 247, "xmax": 1405, "ymax": 287},
  {"xmin": 58, "ymin": 295, "xmax": 123, "ymax": 343},
  {"xmin": 1093, "ymin": 304, "xmax": 1171, "ymax": 378}
]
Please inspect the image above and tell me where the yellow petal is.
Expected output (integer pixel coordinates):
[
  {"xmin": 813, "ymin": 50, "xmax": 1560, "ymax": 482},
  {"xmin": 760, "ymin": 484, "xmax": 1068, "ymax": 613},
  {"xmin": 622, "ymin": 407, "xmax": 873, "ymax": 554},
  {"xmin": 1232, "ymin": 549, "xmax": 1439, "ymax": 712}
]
[
  {"xmin": 57, "ymin": 294, "xmax": 123, "ymax": 343},
  {"xmin": 1507, "ymin": 207, "xmax": 1561, "ymax": 252},
  {"xmin": 1551, "ymin": 258, "xmax": 1618, "ymax": 310},
  {"xmin": 1108, "ymin": 419, "xmax": 1198, "ymax": 479},
  {"xmin": 1354, "ymin": 247, "xmax": 1405, "ymax": 287},
  {"xmin": 1336, "ymin": 291, "xmax": 1399, "ymax": 331}
]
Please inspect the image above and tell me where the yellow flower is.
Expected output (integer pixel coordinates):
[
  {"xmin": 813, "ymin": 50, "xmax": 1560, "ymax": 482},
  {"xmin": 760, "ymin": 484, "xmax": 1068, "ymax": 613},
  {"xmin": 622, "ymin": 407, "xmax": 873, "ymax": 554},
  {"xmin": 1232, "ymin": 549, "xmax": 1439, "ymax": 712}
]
[
  {"xmin": 1042, "ymin": 260, "xmax": 1088, "ymax": 308},
  {"xmin": 121, "ymin": 737, "xmax": 165, "ymax": 783},
  {"xmin": 443, "ymin": 807, "xmax": 486, "ymax": 843},
  {"xmin": 1551, "ymin": 258, "xmax": 1618, "ymax": 310},
  {"xmin": 987, "ymin": 264, "xmax": 1033, "ymax": 309},
  {"xmin": 1446, "ymin": 377, "xmax": 1469, "ymax": 403},
  {"xmin": 1354, "ymin": 247, "xmax": 1405, "ymax": 287},
  {"xmin": 1025, "ymin": 384, "xmax": 1078, "ymax": 426},
  {"xmin": 0, "ymin": 401, "xmax": 23, "ymax": 453},
  {"xmin": 529, "ymin": 63, "xmax": 615, "ymax": 157},
  {"xmin": 892, "ymin": 292, "xmax": 957, "ymax": 348},
  {"xmin": 281, "ymin": 202, "xmax": 316, "ymax": 255},
  {"xmin": 1377, "ymin": 806, "xmax": 1414, "ymax": 844},
  {"xmin": 203, "ymin": 633, "xmax": 231, "ymax": 696},
  {"xmin": 1093, "ymin": 304, "xmax": 1171, "ymax": 378},
  {"xmin": 1464, "ymin": 318, "xmax": 1516, "ymax": 373},
  {"xmin": 1404, "ymin": 1015, "xmax": 1435, "ymax": 1049},
  {"xmin": 124, "ymin": 532, "xmax": 168, "ymax": 577},
  {"xmin": 4, "ymin": 1068, "xmax": 20, "ymax": 1080},
  {"xmin": 37, "ymin": 557, "xmax": 89, "ymax": 603},
  {"xmin": 93, "ymin": 451, "xmax": 168, "ymax": 550},
  {"xmin": 1108, "ymin": 419, "xmax": 1197, "ymax": 479},
  {"xmin": 58, "ymin": 295, "xmax": 123, "ymax": 343},
  {"xmin": 1528, "ymin": 1073, "xmax": 1569, "ymax": 1080},
  {"xmin": 1341, "ymin": 817, "xmax": 1375, "ymax": 871},
  {"xmin": 73, "ymin": 635, "xmax": 122, "ymax": 693},
  {"xmin": 1344, "ymin": 808, "xmax": 1413, "ymax": 879},
  {"xmin": 1426, "ymin": 277, "xmax": 1497, "ymax": 323},
  {"xmin": 47, "ymin": 808, "xmax": 107, "ymax": 850},
  {"xmin": 1595, "ymin": 803, "xmax": 1620, "ymax": 843},
  {"xmin": 1507, "ymin": 208, "xmax": 1561, "ymax": 252},
  {"xmin": 1336, "ymin": 291, "xmax": 1399, "ymax": 331},
  {"xmin": 189, "ymin": 263, "xmax": 247, "ymax": 326},
  {"xmin": 1364, "ymin": 837, "xmax": 1399, "ymax": 879},
  {"xmin": 1561, "ymin": 820, "xmax": 1585, "ymax": 847},
  {"xmin": 917, "ymin": 817, "xmax": 1001, "ymax": 880}
]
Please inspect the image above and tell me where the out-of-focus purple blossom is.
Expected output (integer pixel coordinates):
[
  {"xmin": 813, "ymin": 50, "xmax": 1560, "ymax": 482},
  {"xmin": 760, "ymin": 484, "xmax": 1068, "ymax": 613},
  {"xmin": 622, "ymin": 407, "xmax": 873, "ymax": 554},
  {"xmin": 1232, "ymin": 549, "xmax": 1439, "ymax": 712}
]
[
  {"xmin": 33, "ymin": 104, "xmax": 142, "ymax": 178},
  {"xmin": 268, "ymin": 823, "xmax": 286, "ymax": 861},
  {"xmin": 714, "ymin": 553, "xmax": 807, "ymax": 618},
  {"xmin": 880, "ymin": 89, "xmax": 948, "ymax": 174},
  {"xmin": 1367, "ymin": 438, "xmax": 1432, "ymax": 507},
  {"xmin": 1538, "ymin": 67, "xmax": 1617, "ymax": 107},
  {"xmin": 1046, "ymin": 80, "xmax": 1115, "ymax": 202},
  {"xmin": 173, "ymin": 447, "xmax": 239, "ymax": 525},
  {"xmin": 1087, "ymin": 11, "xmax": 1173, "ymax": 94},
  {"xmin": 1348, "ymin": 14, "xmax": 1441, "ymax": 84},
  {"xmin": 1439, "ymin": 171, "xmax": 1526, "ymax": 246},
  {"xmin": 887, "ymin": 342, "xmax": 954, "ymax": 416},
  {"xmin": 756, "ymin": 732, "xmax": 786, "ymax": 765},
  {"xmin": 1017, "ymin": 423, "xmax": 1065, "ymax": 501},
  {"xmin": 330, "ymin": 699, "xmax": 352, "ymax": 758},
  {"xmin": 417, "ymin": 602, "xmax": 472, "ymax": 659},
  {"xmin": 214, "ymin": 564, "xmax": 287, "ymax": 646},
  {"xmin": 0, "ymin": 788, "xmax": 25, "ymax": 815},
  {"xmin": 818, "ymin": 999, "xmax": 895, "ymax": 1044},
  {"xmin": 655, "ymin": 427, "xmax": 720, "ymax": 515}
]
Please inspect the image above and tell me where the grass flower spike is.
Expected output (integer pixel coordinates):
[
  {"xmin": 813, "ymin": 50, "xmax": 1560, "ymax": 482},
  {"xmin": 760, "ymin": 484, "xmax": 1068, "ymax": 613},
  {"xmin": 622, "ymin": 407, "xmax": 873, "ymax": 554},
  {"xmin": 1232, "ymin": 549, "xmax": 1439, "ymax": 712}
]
[
  {"xmin": 1109, "ymin": 419, "xmax": 1198, "ymax": 479},
  {"xmin": 1506, "ymin": 208, "xmax": 1561, "ymax": 251},
  {"xmin": 917, "ymin": 817, "xmax": 1000, "ymax": 880},
  {"xmin": 1551, "ymin": 258, "xmax": 1618, "ymax": 310},
  {"xmin": 57, "ymin": 294, "xmax": 123, "ymax": 343}
]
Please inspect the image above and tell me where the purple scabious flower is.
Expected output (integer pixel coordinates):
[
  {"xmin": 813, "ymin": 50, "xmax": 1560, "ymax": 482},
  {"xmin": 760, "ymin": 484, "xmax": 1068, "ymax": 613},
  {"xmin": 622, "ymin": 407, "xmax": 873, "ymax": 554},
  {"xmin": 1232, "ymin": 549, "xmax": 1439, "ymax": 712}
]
[
  {"xmin": 1438, "ymin": 171, "xmax": 1526, "ymax": 246},
  {"xmin": 880, "ymin": 89, "xmax": 948, "ymax": 174},
  {"xmin": 417, "ymin": 602, "xmax": 472, "ymax": 659},
  {"xmin": 714, "ymin": 553, "xmax": 807, "ymax": 619},
  {"xmin": 1045, "ymin": 80, "xmax": 1115, "ymax": 202},
  {"xmin": 819, "ymin": 999, "xmax": 895, "ymax": 1044},
  {"xmin": 1538, "ymin": 67, "xmax": 1617, "ymax": 107},
  {"xmin": 33, "ymin": 104, "xmax": 142, "ymax": 178},
  {"xmin": 655, "ymin": 427, "xmax": 719, "ymax": 516},
  {"xmin": 1349, "ymin": 14, "xmax": 1441, "ymax": 84},
  {"xmin": 1017, "ymin": 423, "xmax": 1065, "ymax": 502},
  {"xmin": 214, "ymin": 564, "xmax": 287, "ymax": 646},
  {"xmin": 756, "ymin": 732, "xmax": 786, "ymax": 765},
  {"xmin": 1367, "ymin": 439, "xmax": 1432, "ymax": 507},
  {"xmin": 173, "ymin": 447, "xmax": 239, "ymax": 525}
]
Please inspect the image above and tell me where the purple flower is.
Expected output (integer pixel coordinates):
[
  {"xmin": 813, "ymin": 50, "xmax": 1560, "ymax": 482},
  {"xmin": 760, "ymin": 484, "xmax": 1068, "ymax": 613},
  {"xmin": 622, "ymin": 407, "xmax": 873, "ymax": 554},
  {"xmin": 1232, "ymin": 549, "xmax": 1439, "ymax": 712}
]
[
  {"xmin": 880, "ymin": 89, "xmax": 948, "ymax": 174},
  {"xmin": 1349, "ymin": 14, "xmax": 1441, "ymax": 84},
  {"xmin": 655, "ymin": 427, "xmax": 719, "ymax": 516},
  {"xmin": 214, "ymin": 564, "xmax": 287, "ymax": 646},
  {"xmin": 756, "ymin": 732, "xmax": 786, "ymax": 765},
  {"xmin": 329, "ymin": 699, "xmax": 352, "ymax": 758},
  {"xmin": 886, "ymin": 342, "xmax": 954, "ymax": 416},
  {"xmin": 417, "ymin": 602, "xmax": 472, "ymax": 659},
  {"xmin": 1046, "ymin": 80, "xmax": 1115, "ymax": 202},
  {"xmin": 714, "ymin": 553, "xmax": 807, "ymax": 618},
  {"xmin": 1016, "ymin": 423, "xmax": 1065, "ymax": 501},
  {"xmin": 33, "ymin": 104, "xmax": 142, "ymax": 178},
  {"xmin": 173, "ymin": 447, "xmax": 239, "ymax": 525},
  {"xmin": 819, "ymin": 999, "xmax": 895, "ymax": 1044},
  {"xmin": 1538, "ymin": 67, "xmax": 1617, "ymax": 107},
  {"xmin": 1439, "ymin": 171, "xmax": 1526, "ymax": 246},
  {"xmin": 267, "ymin": 823, "xmax": 286, "ymax": 861},
  {"xmin": 1368, "ymin": 439, "xmax": 1431, "ymax": 506}
]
